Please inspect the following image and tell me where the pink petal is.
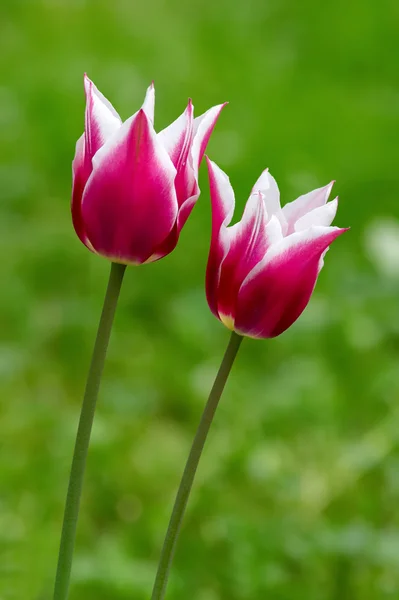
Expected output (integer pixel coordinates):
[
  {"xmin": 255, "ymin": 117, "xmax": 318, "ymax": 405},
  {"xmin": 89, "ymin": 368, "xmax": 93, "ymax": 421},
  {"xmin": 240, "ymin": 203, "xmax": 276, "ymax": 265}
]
[
  {"xmin": 158, "ymin": 100, "xmax": 197, "ymax": 210},
  {"xmin": 206, "ymin": 158, "xmax": 235, "ymax": 230},
  {"xmin": 205, "ymin": 158, "xmax": 236, "ymax": 317},
  {"xmin": 146, "ymin": 101, "xmax": 196, "ymax": 261},
  {"xmin": 191, "ymin": 103, "xmax": 227, "ymax": 175},
  {"xmin": 176, "ymin": 103, "xmax": 227, "ymax": 234},
  {"xmin": 84, "ymin": 75, "xmax": 122, "ymax": 164},
  {"xmin": 81, "ymin": 109, "xmax": 178, "ymax": 264},
  {"xmin": 235, "ymin": 226, "xmax": 347, "ymax": 338},
  {"xmin": 177, "ymin": 102, "xmax": 226, "ymax": 236},
  {"xmin": 142, "ymin": 82, "xmax": 155, "ymax": 124},
  {"xmin": 217, "ymin": 201, "xmax": 283, "ymax": 324},
  {"xmin": 282, "ymin": 181, "xmax": 335, "ymax": 235},
  {"xmin": 158, "ymin": 100, "xmax": 194, "ymax": 168},
  {"xmin": 147, "ymin": 102, "xmax": 225, "ymax": 261},
  {"xmin": 71, "ymin": 134, "xmax": 92, "ymax": 247}
]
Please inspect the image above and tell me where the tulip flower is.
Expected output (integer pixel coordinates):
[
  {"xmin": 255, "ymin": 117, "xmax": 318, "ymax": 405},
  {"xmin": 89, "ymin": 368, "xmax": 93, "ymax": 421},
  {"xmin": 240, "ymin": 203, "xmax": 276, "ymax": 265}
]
[
  {"xmin": 206, "ymin": 158, "xmax": 348, "ymax": 338},
  {"xmin": 72, "ymin": 75, "xmax": 226, "ymax": 264}
]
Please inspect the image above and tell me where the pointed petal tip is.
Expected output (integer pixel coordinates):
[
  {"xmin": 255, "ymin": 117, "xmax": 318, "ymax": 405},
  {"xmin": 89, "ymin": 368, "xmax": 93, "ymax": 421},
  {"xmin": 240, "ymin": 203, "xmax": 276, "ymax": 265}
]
[
  {"xmin": 206, "ymin": 156, "xmax": 223, "ymax": 180},
  {"xmin": 326, "ymin": 180, "xmax": 335, "ymax": 195},
  {"xmin": 322, "ymin": 225, "xmax": 350, "ymax": 241},
  {"xmin": 186, "ymin": 98, "xmax": 194, "ymax": 117},
  {"xmin": 83, "ymin": 73, "xmax": 91, "ymax": 93},
  {"xmin": 215, "ymin": 101, "xmax": 229, "ymax": 115},
  {"xmin": 328, "ymin": 225, "xmax": 350, "ymax": 242},
  {"xmin": 256, "ymin": 167, "xmax": 270, "ymax": 181},
  {"xmin": 205, "ymin": 154, "xmax": 215, "ymax": 170},
  {"xmin": 330, "ymin": 195, "xmax": 339, "ymax": 207}
]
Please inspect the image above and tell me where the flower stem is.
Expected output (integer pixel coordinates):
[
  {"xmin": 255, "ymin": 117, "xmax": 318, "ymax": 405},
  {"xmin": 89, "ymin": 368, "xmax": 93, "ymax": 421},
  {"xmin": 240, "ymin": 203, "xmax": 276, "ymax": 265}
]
[
  {"xmin": 53, "ymin": 261, "xmax": 126, "ymax": 600},
  {"xmin": 151, "ymin": 330, "xmax": 243, "ymax": 600}
]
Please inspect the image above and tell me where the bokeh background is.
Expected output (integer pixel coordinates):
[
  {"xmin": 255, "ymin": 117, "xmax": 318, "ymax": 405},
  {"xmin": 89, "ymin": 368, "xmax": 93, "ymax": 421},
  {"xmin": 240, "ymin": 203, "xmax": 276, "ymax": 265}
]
[{"xmin": 2, "ymin": 0, "xmax": 399, "ymax": 598}]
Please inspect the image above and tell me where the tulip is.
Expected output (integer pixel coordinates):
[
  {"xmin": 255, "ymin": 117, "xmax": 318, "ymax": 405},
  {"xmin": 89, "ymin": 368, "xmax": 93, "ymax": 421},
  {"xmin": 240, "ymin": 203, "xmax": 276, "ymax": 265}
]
[
  {"xmin": 72, "ymin": 75, "xmax": 226, "ymax": 264},
  {"xmin": 206, "ymin": 158, "xmax": 348, "ymax": 338}
]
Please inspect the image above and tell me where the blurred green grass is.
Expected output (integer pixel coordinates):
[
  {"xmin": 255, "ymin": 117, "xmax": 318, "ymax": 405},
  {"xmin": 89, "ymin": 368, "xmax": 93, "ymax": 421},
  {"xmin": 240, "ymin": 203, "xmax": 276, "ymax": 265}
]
[{"xmin": 1, "ymin": 0, "xmax": 399, "ymax": 598}]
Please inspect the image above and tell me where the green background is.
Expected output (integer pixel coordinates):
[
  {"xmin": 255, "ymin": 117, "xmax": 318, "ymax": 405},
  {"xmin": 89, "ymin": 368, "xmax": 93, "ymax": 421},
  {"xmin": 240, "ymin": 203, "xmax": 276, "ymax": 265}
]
[{"xmin": 2, "ymin": 0, "xmax": 399, "ymax": 598}]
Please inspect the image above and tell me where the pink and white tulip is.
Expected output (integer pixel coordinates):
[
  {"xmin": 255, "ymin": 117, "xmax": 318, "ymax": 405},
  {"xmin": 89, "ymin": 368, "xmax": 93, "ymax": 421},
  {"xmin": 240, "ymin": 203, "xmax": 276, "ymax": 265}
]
[
  {"xmin": 72, "ymin": 75, "xmax": 226, "ymax": 264},
  {"xmin": 206, "ymin": 158, "xmax": 348, "ymax": 338}
]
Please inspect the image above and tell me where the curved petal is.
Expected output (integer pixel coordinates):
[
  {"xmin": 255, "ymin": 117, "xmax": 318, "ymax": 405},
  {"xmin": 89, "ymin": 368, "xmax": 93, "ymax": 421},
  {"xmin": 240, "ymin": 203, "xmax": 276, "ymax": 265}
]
[
  {"xmin": 176, "ymin": 103, "xmax": 227, "ymax": 237},
  {"xmin": 206, "ymin": 158, "xmax": 235, "ymax": 230},
  {"xmin": 71, "ymin": 134, "xmax": 92, "ymax": 248},
  {"xmin": 251, "ymin": 169, "xmax": 281, "ymax": 216},
  {"xmin": 295, "ymin": 197, "xmax": 338, "ymax": 231},
  {"xmin": 158, "ymin": 100, "xmax": 197, "ymax": 210},
  {"xmin": 191, "ymin": 103, "xmax": 227, "ymax": 176},
  {"xmin": 235, "ymin": 226, "xmax": 347, "ymax": 338},
  {"xmin": 84, "ymin": 74, "xmax": 122, "ymax": 163},
  {"xmin": 217, "ymin": 202, "xmax": 283, "ymax": 325},
  {"xmin": 142, "ymin": 82, "xmax": 155, "ymax": 124},
  {"xmin": 205, "ymin": 158, "xmax": 236, "ymax": 317},
  {"xmin": 283, "ymin": 181, "xmax": 334, "ymax": 234},
  {"xmin": 158, "ymin": 100, "xmax": 193, "ymax": 168},
  {"xmin": 81, "ymin": 109, "xmax": 178, "ymax": 264}
]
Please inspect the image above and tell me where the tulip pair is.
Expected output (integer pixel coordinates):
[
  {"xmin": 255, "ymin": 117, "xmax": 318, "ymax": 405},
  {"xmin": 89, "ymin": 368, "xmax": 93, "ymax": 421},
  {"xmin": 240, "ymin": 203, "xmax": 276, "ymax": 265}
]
[{"xmin": 72, "ymin": 76, "xmax": 347, "ymax": 338}]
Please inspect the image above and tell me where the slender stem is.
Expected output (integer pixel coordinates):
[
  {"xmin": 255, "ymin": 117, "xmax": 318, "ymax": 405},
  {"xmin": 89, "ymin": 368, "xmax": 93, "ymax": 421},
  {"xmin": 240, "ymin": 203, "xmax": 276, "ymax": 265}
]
[
  {"xmin": 53, "ymin": 261, "xmax": 126, "ymax": 600},
  {"xmin": 151, "ymin": 331, "xmax": 243, "ymax": 600}
]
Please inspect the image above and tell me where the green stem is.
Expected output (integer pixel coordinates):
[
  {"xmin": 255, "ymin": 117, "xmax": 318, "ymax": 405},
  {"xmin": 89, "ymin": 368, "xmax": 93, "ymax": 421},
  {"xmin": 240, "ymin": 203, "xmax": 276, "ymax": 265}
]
[
  {"xmin": 151, "ymin": 330, "xmax": 243, "ymax": 600},
  {"xmin": 53, "ymin": 261, "xmax": 126, "ymax": 600}
]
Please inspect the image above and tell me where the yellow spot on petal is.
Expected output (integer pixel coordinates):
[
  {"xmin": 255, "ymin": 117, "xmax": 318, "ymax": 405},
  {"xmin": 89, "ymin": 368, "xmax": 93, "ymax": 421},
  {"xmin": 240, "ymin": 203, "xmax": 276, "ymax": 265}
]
[{"xmin": 219, "ymin": 313, "xmax": 235, "ymax": 331}]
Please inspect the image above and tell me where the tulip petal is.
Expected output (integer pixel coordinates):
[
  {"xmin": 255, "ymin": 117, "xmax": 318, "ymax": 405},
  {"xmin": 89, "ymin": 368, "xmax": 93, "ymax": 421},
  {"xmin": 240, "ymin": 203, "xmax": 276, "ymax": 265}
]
[
  {"xmin": 177, "ymin": 103, "xmax": 226, "ymax": 232},
  {"xmin": 147, "ymin": 101, "xmax": 196, "ymax": 260},
  {"xmin": 81, "ymin": 109, "xmax": 178, "ymax": 264},
  {"xmin": 71, "ymin": 134, "xmax": 92, "ymax": 247},
  {"xmin": 158, "ymin": 100, "xmax": 194, "ymax": 169},
  {"xmin": 158, "ymin": 100, "xmax": 197, "ymax": 214},
  {"xmin": 84, "ymin": 74, "xmax": 122, "ymax": 162},
  {"xmin": 251, "ymin": 169, "xmax": 281, "ymax": 215},
  {"xmin": 282, "ymin": 181, "xmax": 334, "ymax": 234},
  {"xmin": 217, "ymin": 202, "xmax": 283, "ymax": 324},
  {"xmin": 206, "ymin": 158, "xmax": 235, "ymax": 230},
  {"xmin": 191, "ymin": 104, "xmax": 227, "ymax": 175},
  {"xmin": 235, "ymin": 226, "xmax": 347, "ymax": 338},
  {"xmin": 294, "ymin": 197, "xmax": 338, "ymax": 231},
  {"xmin": 142, "ymin": 82, "xmax": 155, "ymax": 123},
  {"xmin": 205, "ymin": 158, "xmax": 236, "ymax": 317},
  {"xmin": 148, "ymin": 103, "xmax": 225, "ymax": 261}
]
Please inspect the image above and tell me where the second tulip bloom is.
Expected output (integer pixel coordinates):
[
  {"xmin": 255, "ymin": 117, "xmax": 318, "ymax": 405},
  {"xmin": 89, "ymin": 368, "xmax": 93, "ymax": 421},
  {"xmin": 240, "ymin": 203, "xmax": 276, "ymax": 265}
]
[{"xmin": 206, "ymin": 159, "xmax": 348, "ymax": 339}]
